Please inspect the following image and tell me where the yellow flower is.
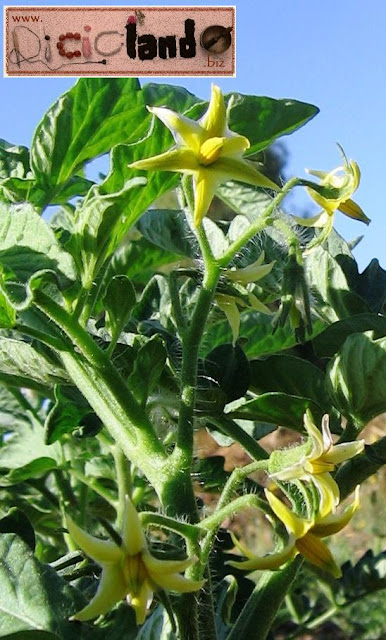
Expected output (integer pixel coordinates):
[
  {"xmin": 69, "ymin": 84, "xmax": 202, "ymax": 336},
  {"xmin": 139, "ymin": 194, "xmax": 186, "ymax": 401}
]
[
  {"xmin": 269, "ymin": 411, "xmax": 364, "ymax": 514},
  {"xmin": 129, "ymin": 84, "xmax": 279, "ymax": 227},
  {"xmin": 66, "ymin": 497, "xmax": 203, "ymax": 625},
  {"xmin": 227, "ymin": 486, "xmax": 360, "ymax": 578},
  {"xmin": 294, "ymin": 147, "xmax": 370, "ymax": 248},
  {"xmin": 216, "ymin": 252, "xmax": 274, "ymax": 345}
]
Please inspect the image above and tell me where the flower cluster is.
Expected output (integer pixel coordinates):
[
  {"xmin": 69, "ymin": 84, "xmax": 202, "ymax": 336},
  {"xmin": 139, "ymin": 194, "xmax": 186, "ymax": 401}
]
[{"xmin": 229, "ymin": 413, "xmax": 364, "ymax": 577}]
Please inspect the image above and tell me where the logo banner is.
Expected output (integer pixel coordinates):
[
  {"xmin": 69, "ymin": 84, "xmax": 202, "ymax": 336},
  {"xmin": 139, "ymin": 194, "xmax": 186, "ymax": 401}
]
[{"xmin": 4, "ymin": 5, "xmax": 235, "ymax": 77}]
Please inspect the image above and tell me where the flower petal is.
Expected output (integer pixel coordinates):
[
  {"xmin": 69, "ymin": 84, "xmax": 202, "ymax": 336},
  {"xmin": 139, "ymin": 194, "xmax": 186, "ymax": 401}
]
[
  {"xmin": 152, "ymin": 571, "xmax": 204, "ymax": 593},
  {"xmin": 144, "ymin": 552, "xmax": 197, "ymax": 576},
  {"xmin": 200, "ymin": 84, "xmax": 227, "ymax": 138},
  {"xmin": 227, "ymin": 539, "xmax": 297, "ymax": 572},
  {"xmin": 338, "ymin": 198, "xmax": 370, "ymax": 224},
  {"xmin": 193, "ymin": 169, "xmax": 219, "ymax": 227},
  {"xmin": 66, "ymin": 515, "xmax": 122, "ymax": 564},
  {"xmin": 304, "ymin": 411, "xmax": 325, "ymax": 459},
  {"xmin": 148, "ymin": 106, "xmax": 203, "ymax": 152},
  {"xmin": 121, "ymin": 496, "xmax": 147, "ymax": 555},
  {"xmin": 72, "ymin": 564, "xmax": 126, "ymax": 621},
  {"xmin": 309, "ymin": 473, "xmax": 340, "ymax": 517},
  {"xmin": 312, "ymin": 486, "xmax": 360, "ymax": 537},
  {"xmin": 221, "ymin": 134, "xmax": 250, "ymax": 156},
  {"xmin": 296, "ymin": 532, "xmax": 341, "ymax": 577},
  {"xmin": 127, "ymin": 579, "xmax": 154, "ymax": 626},
  {"xmin": 214, "ymin": 157, "xmax": 279, "ymax": 191},
  {"xmin": 292, "ymin": 210, "xmax": 331, "ymax": 228},
  {"xmin": 129, "ymin": 148, "xmax": 198, "ymax": 173},
  {"xmin": 322, "ymin": 439, "xmax": 365, "ymax": 464},
  {"xmin": 265, "ymin": 490, "xmax": 309, "ymax": 538}
]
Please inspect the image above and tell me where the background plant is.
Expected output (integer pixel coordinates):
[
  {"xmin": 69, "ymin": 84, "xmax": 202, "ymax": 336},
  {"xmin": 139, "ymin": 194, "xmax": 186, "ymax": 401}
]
[{"xmin": 0, "ymin": 78, "xmax": 385, "ymax": 640}]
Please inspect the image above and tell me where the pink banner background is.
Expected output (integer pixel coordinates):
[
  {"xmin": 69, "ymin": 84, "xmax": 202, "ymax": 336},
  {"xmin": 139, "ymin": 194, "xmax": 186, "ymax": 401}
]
[{"xmin": 5, "ymin": 6, "xmax": 235, "ymax": 76}]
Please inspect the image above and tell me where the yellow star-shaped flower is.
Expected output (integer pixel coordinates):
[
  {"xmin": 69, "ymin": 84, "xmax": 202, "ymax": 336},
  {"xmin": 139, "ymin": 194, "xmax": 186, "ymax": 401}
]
[
  {"xmin": 294, "ymin": 146, "xmax": 370, "ymax": 248},
  {"xmin": 269, "ymin": 411, "xmax": 364, "ymax": 514},
  {"xmin": 66, "ymin": 497, "xmax": 203, "ymax": 625},
  {"xmin": 228, "ymin": 486, "xmax": 360, "ymax": 578},
  {"xmin": 129, "ymin": 84, "xmax": 279, "ymax": 227}
]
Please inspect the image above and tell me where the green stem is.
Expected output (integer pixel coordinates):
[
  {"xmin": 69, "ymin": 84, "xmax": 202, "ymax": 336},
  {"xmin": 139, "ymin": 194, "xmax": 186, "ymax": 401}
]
[
  {"xmin": 209, "ymin": 415, "xmax": 269, "ymax": 461},
  {"xmin": 139, "ymin": 512, "xmax": 202, "ymax": 543},
  {"xmin": 218, "ymin": 178, "xmax": 301, "ymax": 267},
  {"xmin": 198, "ymin": 494, "xmax": 268, "ymax": 533},
  {"xmin": 32, "ymin": 289, "xmax": 169, "ymax": 498},
  {"xmin": 169, "ymin": 270, "xmax": 188, "ymax": 336},
  {"xmin": 227, "ymin": 558, "xmax": 302, "ymax": 640}
]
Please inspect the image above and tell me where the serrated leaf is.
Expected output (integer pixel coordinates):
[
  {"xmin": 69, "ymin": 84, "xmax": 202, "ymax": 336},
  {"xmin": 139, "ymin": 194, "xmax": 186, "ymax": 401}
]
[
  {"xmin": 30, "ymin": 78, "xmax": 149, "ymax": 207},
  {"xmin": 354, "ymin": 259, "xmax": 386, "ymax": 313},
  {"xmin": 44, "ymin": 387, "xmax": 89, "ymax": 445},
  {"xmin": 0, "ymin": 533, "xmax": 81, "ymax": 638}
]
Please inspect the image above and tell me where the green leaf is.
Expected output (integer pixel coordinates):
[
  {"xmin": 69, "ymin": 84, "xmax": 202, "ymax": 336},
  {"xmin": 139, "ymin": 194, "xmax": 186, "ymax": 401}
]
[
  {"xmin": 0, "ymin": 203, "xmax": 77, "ymax": 305},
  {"xmin": 0, "ymin": 533, "xmax": 81, "ymax": 638},
  {"xmin": 0, "ymin": 417, "xmax": 60, "ymax": 485},
  {"xmin": 0, "ymin": 139, "xmax": 30, "ymax": 180},
  {"xmin": 128, "ymin": 335, "xmax": 167, "ymax": 406},
  {"xmin": 226, "ymin": 392, "xmax": 321, "ymax": 431},
  {"xmin": 0, "ymin": 385, "xmax": 26, "ymax": 427},
  {"xmin": 312, "ymin": 313, "xmax": 386, "ymax": 358},
  {"xmin": 30, "ymin": 78, "xmax": 149, "ymax": 206},
  {"xmin": 106, "ymin": 238, "xmax": 180, "ymax": 286},
  {"xmin": 226, "ymin": 94, "xmax": 319, "ymax": 155},
  {"xmin": 44, "ymin": 387, "xmax": 89, "ymax": 445},
  {"xmin": 0, "ymin": 507, "xmax": 35, "ymax": 551},
  {"xmin": 0, "ymin": 337, "xmax": 67, "ymax": 389},
  {"xmin": 249, "ymin": 355, "xmax": 329, "ymax": 410},
  {"xmin": 354, "ymin": 259, "xmax": 386, "ymax": 313},
  {"xmin": 136, "ymin": 605, "xmax": 177, "ymax": 640},
  {"xmin": 143, "ymin": 82, "xmax": 202, "ymax": 114},
  {"xmin": 205, "ymin": 343, "xmax": 251, "ymax": 403},
  {"xmin": 326, "ymin": 332, "xmax": 386, "ymax": 428},
  {"xmin": 186, "ymin": 93, "xmax": 319, "ymax": 155},
  {"xmin": 73, "ymin": 174, "xmax": 146, "ymax": 281},
  {"xmin": 305, "ymin": 244, "xmax": 369, "ymax": 322},
  {"xmin": 137, "ymin": 209, "xmax": 197, "ymax": 258},
  {"xmin": 0, "ymin": 458, "xmax": 58, "ymax": 487},
  {"xmin": 104, "ymin": 275, "xmax": 136, "ymax": 340},
  {"xmin": 0, "ymin": 289, "xmax": 16, "ymax": 328}
]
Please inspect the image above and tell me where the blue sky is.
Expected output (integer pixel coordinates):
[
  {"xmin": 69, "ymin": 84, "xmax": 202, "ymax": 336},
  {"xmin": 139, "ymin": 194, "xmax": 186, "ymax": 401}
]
[{"xmin": 1, "ymin": 0, "xmax": 385, "ymax": 270}]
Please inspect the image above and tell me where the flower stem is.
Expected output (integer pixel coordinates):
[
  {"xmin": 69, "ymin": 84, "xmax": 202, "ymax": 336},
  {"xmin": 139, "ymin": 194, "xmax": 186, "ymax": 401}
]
[{"xmin": 209, "ymin": 415, "xmax": 269, "ymax": 461}]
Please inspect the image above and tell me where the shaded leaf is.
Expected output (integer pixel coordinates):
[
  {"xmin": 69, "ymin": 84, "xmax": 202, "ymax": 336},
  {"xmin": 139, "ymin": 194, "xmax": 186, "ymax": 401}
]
[
  {"xmin": 0, "ymin": 507, "xmax": 35, "ymax": 552},
  {"xmin": 0, "ymin": 337, "xmax": 67, "ymax": 389},
  {"xmin": 0, "ymin": 533, "xmax": 81, "ymax": 638},
  {"xmin": 137, "ymin": 209, "xmax": 197, "ymax": 258},
  {"xmin": 312, "ymin": 313, "xmax": 386, "ymax": 358},
  {"xmin": 205, "ymin": 343, "xmax": 251, "ymax": 403},
  {"xmin": 226, "ymin": 392, "xmax": 322, "ymax": 430}
]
